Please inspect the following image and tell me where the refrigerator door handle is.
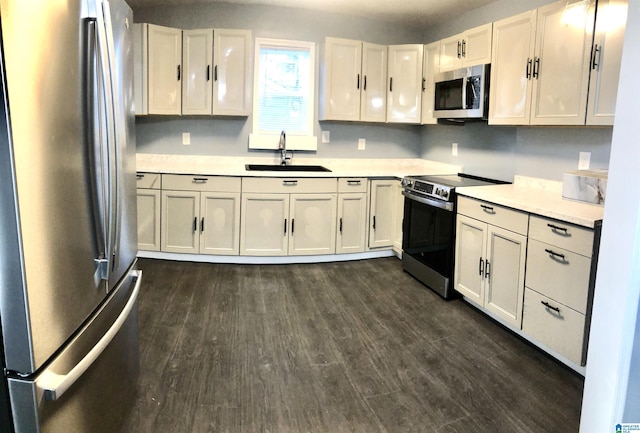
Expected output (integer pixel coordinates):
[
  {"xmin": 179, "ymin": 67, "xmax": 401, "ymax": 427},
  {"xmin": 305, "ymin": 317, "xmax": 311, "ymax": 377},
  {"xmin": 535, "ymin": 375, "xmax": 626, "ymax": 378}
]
[{"xmin": 37, "ymin": 270, "xmax": 142, "ymax": 401}]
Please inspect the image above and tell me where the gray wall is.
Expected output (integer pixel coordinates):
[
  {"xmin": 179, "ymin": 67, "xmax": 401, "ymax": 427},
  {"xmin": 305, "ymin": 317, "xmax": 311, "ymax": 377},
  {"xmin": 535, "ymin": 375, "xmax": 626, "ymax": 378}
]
[{"xmin": 134, "ymin": 3, "xmax": 423, "ymax": 159}]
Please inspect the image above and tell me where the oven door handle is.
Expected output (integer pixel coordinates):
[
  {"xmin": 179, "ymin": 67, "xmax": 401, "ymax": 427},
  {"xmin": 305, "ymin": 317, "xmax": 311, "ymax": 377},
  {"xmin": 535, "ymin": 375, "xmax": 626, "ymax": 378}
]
[{"xmin": 402, "ymin": 190, "xmax": 454, "ymax": 212}]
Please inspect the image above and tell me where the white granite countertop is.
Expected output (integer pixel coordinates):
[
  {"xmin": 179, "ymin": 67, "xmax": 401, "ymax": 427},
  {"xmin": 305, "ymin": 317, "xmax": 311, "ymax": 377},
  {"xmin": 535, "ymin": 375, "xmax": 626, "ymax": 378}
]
[
  {"xmin": 457, "ymin": 176, "xmax": 604, "ymax": 228},
  {"xmin": 136, "ymin": 154, "xmax": 463, "ymax": 178}
]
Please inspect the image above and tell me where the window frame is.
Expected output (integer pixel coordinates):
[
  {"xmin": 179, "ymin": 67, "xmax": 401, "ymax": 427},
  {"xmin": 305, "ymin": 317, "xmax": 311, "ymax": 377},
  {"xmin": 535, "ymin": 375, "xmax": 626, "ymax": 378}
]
[{"xmin": 249, "ymin": 37, "xmax": 317, "ymax": 151}]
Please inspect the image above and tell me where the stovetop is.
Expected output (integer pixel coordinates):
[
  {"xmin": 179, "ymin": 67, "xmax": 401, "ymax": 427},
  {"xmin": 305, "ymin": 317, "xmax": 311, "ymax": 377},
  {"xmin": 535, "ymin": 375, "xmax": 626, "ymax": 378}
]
[{"xmin": 401, "ymin": 173, "xmax": 506, "ymax": 202}]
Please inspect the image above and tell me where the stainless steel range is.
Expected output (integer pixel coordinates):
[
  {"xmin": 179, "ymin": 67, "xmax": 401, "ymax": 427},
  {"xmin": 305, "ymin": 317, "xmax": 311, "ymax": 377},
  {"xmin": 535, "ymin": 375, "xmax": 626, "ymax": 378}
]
[{"xmin": 401, "ymin": 173, "xmax": 503, "ymax": 299}]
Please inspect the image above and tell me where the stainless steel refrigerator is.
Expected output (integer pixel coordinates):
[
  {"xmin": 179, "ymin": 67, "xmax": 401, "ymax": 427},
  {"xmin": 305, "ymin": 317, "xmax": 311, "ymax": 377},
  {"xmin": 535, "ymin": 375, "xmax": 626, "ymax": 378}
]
[{"xmin": 0, "ymin": 0, "xmax": 140, "ymax": 432}]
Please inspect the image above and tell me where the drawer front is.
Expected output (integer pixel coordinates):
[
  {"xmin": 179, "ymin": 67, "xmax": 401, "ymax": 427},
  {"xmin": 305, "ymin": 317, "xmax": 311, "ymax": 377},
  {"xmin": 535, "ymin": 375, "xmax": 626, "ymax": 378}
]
[
  {"xmin": 136, "ymin": 172, "xmax": 160, "ymax": 189},
  {"xmin": 338, "ymin": 178, "xmax": 368, "ymax": 193},
  {"xmin": 162, "ymin": 174, "xmax": 241, "ymax": 192},
  {"xmin": 522, "ymin": 288, "xmax": 585, "ymax": 365},
  {"xmin": 242, "ymin": 177, "xmax": 337, "ymax": 194},
  {"xmin": 457, "ymin": 196, "xmax": 528, "ymax": 235},
  {"xmin": 528, "ymin": 215, "xmax": 594, "ymax": 257},
  {"xmin": 525, "ymin": 239, "xmax": 591, "ymax": 314}
]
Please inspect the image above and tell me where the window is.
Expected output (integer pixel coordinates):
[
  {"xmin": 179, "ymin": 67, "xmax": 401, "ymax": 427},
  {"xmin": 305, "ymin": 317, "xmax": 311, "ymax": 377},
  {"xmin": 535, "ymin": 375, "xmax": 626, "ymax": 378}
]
[{"xmin": 249, "ymin": 38, "xmax": 317, "ymax": 150}]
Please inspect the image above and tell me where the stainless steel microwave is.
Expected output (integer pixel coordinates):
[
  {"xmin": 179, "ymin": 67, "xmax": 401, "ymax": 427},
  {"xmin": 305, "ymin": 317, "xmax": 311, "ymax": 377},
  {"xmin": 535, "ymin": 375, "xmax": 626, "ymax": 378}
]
[{"xmin": 433, "ymin": 64, "xmax": 490, "ymax": 119}]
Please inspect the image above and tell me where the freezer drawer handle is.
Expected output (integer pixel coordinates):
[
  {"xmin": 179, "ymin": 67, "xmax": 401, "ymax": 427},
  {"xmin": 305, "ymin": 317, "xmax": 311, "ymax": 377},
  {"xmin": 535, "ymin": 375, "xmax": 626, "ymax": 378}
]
[{"xmin": 38, "ymin": 270, "xmax": 143, "ymax": 401}]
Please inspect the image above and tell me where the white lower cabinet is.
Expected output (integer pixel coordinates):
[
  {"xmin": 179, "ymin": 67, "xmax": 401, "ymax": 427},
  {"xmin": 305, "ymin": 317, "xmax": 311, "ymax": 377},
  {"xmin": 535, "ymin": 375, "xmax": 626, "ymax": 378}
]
[
  {"xmin": 368, "ymin": 179, "xmax": 396, "ymax": 249},
  {"xmin": 336, "ymin": 178, "xmax": 368, "ymax": 254},
  {"xmin": 136, "ymin": 173, "xmax": 161, "ymax": 251},
  {"xmin": 161, "ymin": 175, "xmax": 241, "ymax": 255},
  {"xmin": 455, "ymin": 197, "xmax": 529, "ymax": 328},
  {"xmin": 240, "ymin": 178, "xmax": 338, "ymax": 256}
]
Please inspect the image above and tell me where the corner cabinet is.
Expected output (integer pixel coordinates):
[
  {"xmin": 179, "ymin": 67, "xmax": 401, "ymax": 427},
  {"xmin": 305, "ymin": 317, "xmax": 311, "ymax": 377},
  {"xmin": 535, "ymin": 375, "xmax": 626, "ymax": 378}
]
[
  {"xmin": 319, "ymin": 37, "xmax": 387, "ymax": 122},
  {"xmin": 240, "ymin": 178, "xmax": 338, "ymax": 256},
  {"xmin": 454, "ymin": 197, "xmax": 528, "ymax": 328},
  {"xmin": 136, "ymin": 173, "xmax": 161, "ymax": 251},
  {"xmin": 161, "ymin": 175, "xmax": 241, "ymax": 255},
  {"xmin": 386, "ymin": 44, "xmax": 424, "ymax": 124},
  {"xmin": 438, "ymin": 23, "xmax": 492, "ymax": 72}
]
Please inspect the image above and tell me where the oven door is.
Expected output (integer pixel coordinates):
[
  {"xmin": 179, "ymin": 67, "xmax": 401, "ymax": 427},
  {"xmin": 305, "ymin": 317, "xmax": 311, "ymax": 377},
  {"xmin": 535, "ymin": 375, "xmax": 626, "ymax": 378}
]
[{"xmin": 401, "ymin": 190, "xmax": 456, "ymax": 298}]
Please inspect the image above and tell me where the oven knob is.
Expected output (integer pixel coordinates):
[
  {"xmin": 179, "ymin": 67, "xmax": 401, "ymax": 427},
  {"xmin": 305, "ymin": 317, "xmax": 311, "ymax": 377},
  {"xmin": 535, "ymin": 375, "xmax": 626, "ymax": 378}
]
[
  {"xmin": 401, "ymin": 179, "xmax": 413, "ymax": 188},
  {"xmin": 441, "ymin": 190, "xmax": 449, "ymax": 199}
]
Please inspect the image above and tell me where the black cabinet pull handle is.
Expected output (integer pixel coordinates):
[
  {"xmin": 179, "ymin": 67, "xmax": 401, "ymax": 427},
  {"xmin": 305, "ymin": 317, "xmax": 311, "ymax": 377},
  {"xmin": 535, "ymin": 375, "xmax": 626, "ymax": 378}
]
[
  {"xmin": 389, "ymin": 77, "xmax": 393, "ymax": 92},
  {"xmin": 526, "ymin": 58, "xmax": 532, "ymax": 79},
  {"xmin": 283, "ymin": 180, "xmax": 298, "ymax": 186},
  {"xmin": 339, "ymin": 217, "xmax": 343, "ymax": 233},
  {"xmin": 457, "ymin": 40, "xmax": 461, "ymax": 58},
  {"xmin": 200, "ymin": 217, "xmax": 204, "ymax": 233},
  {"xmin": 592, "ymin": 44, "xmax": 600, "ymax": 70},
  {"xmin": 347, "ymin": 180, "xmax": 361, "ymax": 185},
  {"xmin": 193, "ymin": 177, "xmax": 208, "ymax": 183},
  {"xmin": 485, "ymin": 259, "xmax": 490, "ymax": 280},
  {"xmin": 480, "ymin": 204, "xmax": 495, "ymax": 213},
  {"xmin": 193, "ymin": 217, "xmax": 197, "ymax": 232},
  {"xmin": 357, "ymin": 73, "xmax": 360, "ymax": 89},
  {"xmin": 547, "ymin": 223, "xmax": 569, "ymax": 234},
  {"xmin": 214, "ymin": 65, "xmax": 218, "ymax": 81},
  {"xmin": 545, "ymin": 248, "xmax": 566, "ymax": 261},
  {"xmin": 461, "ymin": 39, "xmax": 466, "ymax": 57},
  {"xmin": 177, "ymin": 64, "xmax": 181, "ymax": 81},
  {"xmin": 533, "ymin": 57, "xmax": 540, "ymax": 79},
  {"xmin": 478, "ymin": 257, "xmax": 484, "ymax": 277},
  {"xmin": 136, "ymin": 174, "xmax": 145, "ymax": 179},
  {"xmin": 541, "ymin": 301, "xmax": 560, "ymax": 313},
  {"xmin": 422, "ymin": 77, "xmax": 426, "ymax": 92},
  {"xmin": 363, "ymin": 75, "xmax": 367, "ymax": 91},
  {"xmin": 284, "ymin": 218, "xmax": 287, "ymax": 235},
  {"xmin": 207, "ymin": 65, "xmax": 210, "ymax": 81},
  {"xmin": 291, "ymin": 219, "xmax": 295, "ymax": 234},
  {"xmin": 373, "ymin": 216, "xmax": 376, "ymax": 230}
]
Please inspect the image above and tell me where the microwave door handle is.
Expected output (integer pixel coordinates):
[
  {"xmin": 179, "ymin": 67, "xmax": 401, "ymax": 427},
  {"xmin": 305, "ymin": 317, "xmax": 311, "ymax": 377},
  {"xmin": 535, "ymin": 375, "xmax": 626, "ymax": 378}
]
[{"xmin": 461, "ymin": 77, "xmax": 467, "ymax": 109}]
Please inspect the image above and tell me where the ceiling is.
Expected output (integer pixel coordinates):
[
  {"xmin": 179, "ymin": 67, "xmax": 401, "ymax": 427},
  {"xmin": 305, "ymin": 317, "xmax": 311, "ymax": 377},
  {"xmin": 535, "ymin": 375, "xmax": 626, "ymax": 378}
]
[{"xmin": 125, "ymin": 0, "xmax": 498, "ymax": 28}]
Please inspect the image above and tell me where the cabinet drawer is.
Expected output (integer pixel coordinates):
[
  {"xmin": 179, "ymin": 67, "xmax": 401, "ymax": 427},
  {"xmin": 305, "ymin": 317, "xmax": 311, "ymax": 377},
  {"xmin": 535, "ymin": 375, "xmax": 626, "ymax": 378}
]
[
  {"xmin": 338, "ymin": 178, "xmax": 367, "ymax": 193},
  {"xmin": 162, "ymin": 174, "xmax": 241, "ymax": 192},
  {"xmin": 457, "ymin": 196, "xmax": 528, "ymax": 235},
  {"xmin": 242, "ymin": 177, "xmax": 337, "ymax": 194},
  {"xmin": 522, "ymin": 288, "xmax": 585, "ymax": 365},
  {"xmin": 529, "ymin": 215, "xmax": 594, "ymax": 257},
  {"xmin": 525, "ymin": 239, "xmax": 591, "ymax": 314},
  {"xmin": 136, "ymin": 172, "xmax": 160, "ymax": 189}
]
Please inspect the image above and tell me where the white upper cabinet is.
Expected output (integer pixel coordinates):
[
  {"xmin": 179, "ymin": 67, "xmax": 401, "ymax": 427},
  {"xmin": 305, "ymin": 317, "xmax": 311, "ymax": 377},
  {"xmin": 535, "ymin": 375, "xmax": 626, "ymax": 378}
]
[
  {"xmin": 421, "ymin": 41, "xmax": 440, "ymax": 125},
  {"xmin": 586, "ymin": 0, "xmax": 628, "ymax": 126},
  {"xmin": 490, "ymin": 2, "xmax": 596, "ymax": 126},
  {"xmin": 386, "ymin": 44, "xmax": 423, "ymax": 124},
  {"xmin": 439, "ymin": 23, "xmax": 492, "ymax": 72},
  {"xmin": 182, "ymin": 29, "xmax": 213, "ymax": 115},
  {"xmin": 319, "ymin": 38, "xmax": 387, "ymax": 122},
  {"xmin": 133, "ymin": 24, "xmax": 148, "ymax": 115},
  {"xmin": 213, "ymin": 29, "xmax": 252, "ymax": 116},
  {"xmin": 148, "ymin": 24, "xmax": 182, "ymax": 115}
]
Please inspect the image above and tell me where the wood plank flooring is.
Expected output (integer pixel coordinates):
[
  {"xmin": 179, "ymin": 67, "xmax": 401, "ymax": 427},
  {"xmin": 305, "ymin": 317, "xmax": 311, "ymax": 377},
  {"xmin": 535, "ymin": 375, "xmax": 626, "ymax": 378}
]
[{"xmin": 122, "ymin": 257, "xmax": 583, "ymax": 433}]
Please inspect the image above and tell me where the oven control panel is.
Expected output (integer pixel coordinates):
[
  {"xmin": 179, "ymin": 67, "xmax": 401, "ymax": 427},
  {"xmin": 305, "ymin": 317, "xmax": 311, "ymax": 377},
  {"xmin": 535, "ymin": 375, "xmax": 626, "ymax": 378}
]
[{"xmin": 402, "ymin": 177, "xmax": 452, "ymax": 202}]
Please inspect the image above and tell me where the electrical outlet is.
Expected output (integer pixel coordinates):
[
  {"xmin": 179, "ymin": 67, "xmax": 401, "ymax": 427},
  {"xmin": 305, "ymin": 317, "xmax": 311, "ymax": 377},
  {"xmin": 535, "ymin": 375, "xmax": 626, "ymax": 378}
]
[
  {"xmin": 358, "ymin": 138, "xmax": 366, "ymax": 150},
  {"xmin": 322, "ymin": 130, "xmax": 330, "ymax": 143},
  {"xmin": 579, "ymin": 151, "xmax": 591, "ymax": 170},
  {"xmin": 182, "ymin": 132, "xmax": 191, "ymax": 145},
  {"xmin": 452, "ymin": 142, "xmax": 458, "ymax": 156}
]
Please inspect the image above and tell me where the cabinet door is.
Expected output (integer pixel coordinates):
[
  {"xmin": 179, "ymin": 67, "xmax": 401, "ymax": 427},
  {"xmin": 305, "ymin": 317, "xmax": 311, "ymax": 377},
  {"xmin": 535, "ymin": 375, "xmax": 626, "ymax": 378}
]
[
  {"xmin": 148, "ymin": 24, "xmax": 182, "ymax": 115},
  {"xmin": 336, "ymin": 193, "xmax": 367, "ymax": 254},
  {"xmin": 392, "ymin": 180, "xmax": 404, "ymax": 253},
  {"xmin": 488, "ymin": 10, "xmax": 537, "ymax": 125},
  {"xmin": 137, "ymin": 189, "xmax": 160, "ymax": 251},
  {"xmin": 320, "ymin": 37, "xmax": 362, "ymax": 121},
  {"xmin": 161, "ymin": 190, "xmax": 199, "ymax": 253},
  {"xmin": 586, "ymin": 0, "xmax": 628, "ymax": 126},
  {"xmin": 133, "ymin": 23, "xmax": 148, "ymax": 115},
  {"xmin": 213, "ymin": 29, "xmax": 252, "ymax": 115},
  {"xmin": 454, "ymin": 215, "xmax": 487, "ymax": 306},
  {"xmin": 530, "ymin": 2, "xmax": 593, "ymax": 125},
  {"xmin": 368, "ymin": 180, "xmax": 395, "ymax": 248},
  {"xmin": 439, "ymin": 33, "xmax": 463, "ymax": 72},
  {"xmin": 200, "ymin": 192, "xmax": 240, "ymax": 255},
  {"xmin": 387, "ymin": 44, "xmax": 424, "ymax": 124},
  {"xmin": 289, "ymin": 194, "xmax": 337, "ymax": 256},
  {"xmin": 182, "ymin": 29, "xmax": 213, "ymax": 115},
  {"xmin": 421, "ymin": 41, "xmax": 440, "ymax": 125},
  {"xmin": 240, "ymin": 194, "xmax": 289, "ymax": 256},
  {"xmin": 483, "ymin": 225, "xmax": 527, "ymax": 328},
  {"xmin": 360, "ymin": 43, "xmax": 387, "ymax": 122},
  {"xmin": 462, "ymin": 23, "xmax": 493, "ymax": 66}
]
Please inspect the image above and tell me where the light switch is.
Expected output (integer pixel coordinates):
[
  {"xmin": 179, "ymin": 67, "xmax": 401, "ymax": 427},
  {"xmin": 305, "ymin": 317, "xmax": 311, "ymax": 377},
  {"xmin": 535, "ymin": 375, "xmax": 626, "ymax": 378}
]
[
  {"xmin": 358, "ymin": 138, "xmax": 366, "ymax": 150},
  {"xmin": 452, "ymin": 142, "xmax": 458, "ymax": 156},
  {"xmin": 182, "ymin": 132, "xmax": 190, "ymax": 145},
  {"xmin": 322, "ymin": 130, "xmax": 330, "ymax": 143},
  {"xmin": 578, "ymin": 151, "xmax": 590, "ymax": 170}
]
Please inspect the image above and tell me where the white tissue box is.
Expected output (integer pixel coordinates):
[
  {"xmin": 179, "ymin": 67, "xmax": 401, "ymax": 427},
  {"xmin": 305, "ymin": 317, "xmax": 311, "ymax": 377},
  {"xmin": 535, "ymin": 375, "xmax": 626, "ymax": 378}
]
[{"xmin": 562, "ymin": 170, "xmax": 607, "ymax": 205}]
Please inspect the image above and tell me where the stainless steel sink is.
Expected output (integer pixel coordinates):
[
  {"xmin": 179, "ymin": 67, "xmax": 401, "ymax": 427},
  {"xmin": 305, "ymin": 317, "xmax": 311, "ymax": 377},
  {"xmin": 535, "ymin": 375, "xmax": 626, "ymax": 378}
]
[{"xmin": 245, "ymin": 164, "xmax": 331, "ymax": 172}]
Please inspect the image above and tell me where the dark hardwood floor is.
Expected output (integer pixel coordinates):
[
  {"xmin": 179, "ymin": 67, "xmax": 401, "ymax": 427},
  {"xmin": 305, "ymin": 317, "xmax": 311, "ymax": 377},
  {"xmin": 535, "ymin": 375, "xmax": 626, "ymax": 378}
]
[{"xmin": 122, "ymin": 257, "xmax": 583, "ymax": 433}]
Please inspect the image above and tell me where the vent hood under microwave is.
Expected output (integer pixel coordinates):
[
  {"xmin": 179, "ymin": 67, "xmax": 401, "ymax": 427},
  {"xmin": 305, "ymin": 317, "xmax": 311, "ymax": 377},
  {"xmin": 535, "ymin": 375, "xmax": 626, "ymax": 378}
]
[{"xmin": 433, "ymin": 64, "xmax": 490, "ymax": 120}]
